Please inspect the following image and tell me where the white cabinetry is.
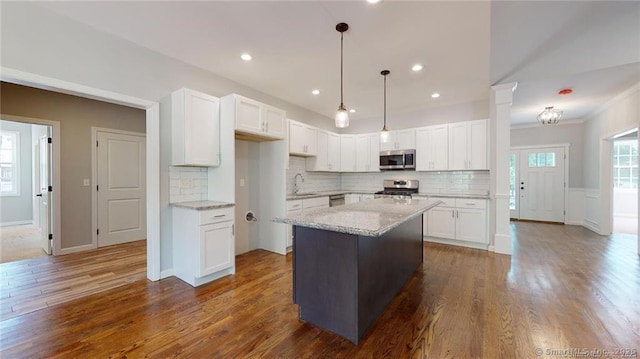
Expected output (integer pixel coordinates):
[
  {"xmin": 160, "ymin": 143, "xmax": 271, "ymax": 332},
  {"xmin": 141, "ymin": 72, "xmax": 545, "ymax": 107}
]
[
  {"xmin": 285, "ymin": 197, "xmax": 329, "ymax": 250},
  {"xmin": 380, "ymin": 129, "xmax": 416, "ymax": 151},
  {"xmin": 167, "ymin": 88, "xmax": 220, "ymax": 167},
  {"xmin": 355, "ymin": 133, "xmax": 380, "ymax": 172},
  {"xmin": 173, "ymin": 206, "xmax": 235, "ymax": 287},
  {"xmin": 222, "ymin": 94, "xmax": 286, "ymax": 140},
  {"xmin": 425, "ymin": 197, "xmax": 487, "ymax": 245},
  {"xmin": 448, "ymin": 119, "xmax": 487, "ymax": 170},
  {"xmin": 416, "ymin": 125, "xmax": 448, "ymax": 171},
  {"xmin": 346, "ymin": 193, "xmax": 374, "ymax": 204},
  {"xmin": 306, "ymin": 131, "xmax": 341, "ymax": 172},
  {"xmin": 340, "ymin": 135, "xmax": 357, "ymax": 172},
  {"xmin": 289, "ymin": 120, "xmax": 317, "ymax": 156}
]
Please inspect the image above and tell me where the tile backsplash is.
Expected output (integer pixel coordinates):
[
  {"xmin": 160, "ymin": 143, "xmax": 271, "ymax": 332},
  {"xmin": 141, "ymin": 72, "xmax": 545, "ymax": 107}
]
[
  {"xmin": 341, "ymin": 171, "xmax": 490, "ymax": 194},
  {"xmin": 169, "ymin": 166, "xmax": 209, "ymax": 203},
  {"xmin": 286, "ymin": 156, "xmax": 341, "ymax": 194}
]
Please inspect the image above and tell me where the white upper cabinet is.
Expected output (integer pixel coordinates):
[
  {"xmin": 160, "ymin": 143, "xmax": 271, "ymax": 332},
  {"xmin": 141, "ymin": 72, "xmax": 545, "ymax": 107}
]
[
  {"xmin": 448, "ymin": 119, "xmax": 487, "ymax": 170},
  {"xmin": 355, "ymin": 133, "xmax": 381, "ymax": 172},
  {"xmin": 223, "ymin": 94, "xmax": 286, "ymax": 140},
  {"xmin": 416, "ymin": 125, "xmax": 448, "ymax": 171},
  {"xmin": 340, "ymin": 135, "xmax": 356, "ymax": 172},
  {"xmin": 168, "ymin": 88, "xmax": 220, "ymax": 167},
  {"xmin": 306, "ymin": 130, "xmax": 341, "ymax": 172},
  {"xmin": 289, "ymin": 119, "xmax": 317, "ymax": 156},
  {"xmin": 379, "ymin": 129, "xmax": 416, "ymax": 151}
]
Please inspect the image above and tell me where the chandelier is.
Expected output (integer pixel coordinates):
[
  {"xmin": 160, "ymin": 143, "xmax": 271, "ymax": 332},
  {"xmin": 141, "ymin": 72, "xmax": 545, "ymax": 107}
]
[{"xmin": 537, "ymin": 106, "xmax": 563, "ymax": 125}]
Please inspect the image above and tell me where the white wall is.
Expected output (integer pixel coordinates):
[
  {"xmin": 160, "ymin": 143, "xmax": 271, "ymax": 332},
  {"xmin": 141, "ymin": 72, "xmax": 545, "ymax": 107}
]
[
  {"xmin": 340, "ymin": 99, "xmax": 489, "ymax": 134},
  {"xmin": 234, "ymin": 140, "xmax": 261, "ymax": 255},
  {"xmin": 0, "ymin": 120, "xmax": 33, "ymax": 225}
]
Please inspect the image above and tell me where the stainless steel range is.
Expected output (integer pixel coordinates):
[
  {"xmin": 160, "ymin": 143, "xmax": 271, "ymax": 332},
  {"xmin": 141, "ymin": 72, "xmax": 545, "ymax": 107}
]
[{"xmin": 374, "ymin": 179, "xmax": 419, "ymax": 199}]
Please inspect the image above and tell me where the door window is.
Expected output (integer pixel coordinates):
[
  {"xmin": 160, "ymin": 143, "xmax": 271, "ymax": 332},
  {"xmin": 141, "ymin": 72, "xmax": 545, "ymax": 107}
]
[{"xmin": 528, "ymin": 152, "xmax": 556, "ymax": 168}]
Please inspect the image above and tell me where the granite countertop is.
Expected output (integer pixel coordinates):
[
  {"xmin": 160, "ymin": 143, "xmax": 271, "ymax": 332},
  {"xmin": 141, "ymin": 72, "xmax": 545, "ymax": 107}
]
[
  {"xmin": 171, "ymin": 200, "xmax": 235, "ymax": 210},
  {"xmin": 286, "ymin": 190, "xmax": 375, "ymax": 200},
  {"xmin": 274, "ymin": 197, "xmax": 442, "ymax": 237}
]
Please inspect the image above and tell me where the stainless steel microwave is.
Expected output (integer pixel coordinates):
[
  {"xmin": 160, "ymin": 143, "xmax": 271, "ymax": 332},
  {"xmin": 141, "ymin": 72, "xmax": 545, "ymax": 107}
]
[{"xmin": 379, "ymin": 149, "xmax": 416, "ymax": 170}]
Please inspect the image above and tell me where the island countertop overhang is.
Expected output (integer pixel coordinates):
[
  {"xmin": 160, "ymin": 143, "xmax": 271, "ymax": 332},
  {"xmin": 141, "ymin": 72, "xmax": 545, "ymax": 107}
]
[{"xmin": 273, "ymin": 198, "xmax": 443, "ymax": 237}]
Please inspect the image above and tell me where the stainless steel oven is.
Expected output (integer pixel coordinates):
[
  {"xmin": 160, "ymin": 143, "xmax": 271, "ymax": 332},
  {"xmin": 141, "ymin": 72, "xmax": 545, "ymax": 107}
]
[{"xmin": 379, "ymin": 149, "xmax": 416, "ymax": 170}]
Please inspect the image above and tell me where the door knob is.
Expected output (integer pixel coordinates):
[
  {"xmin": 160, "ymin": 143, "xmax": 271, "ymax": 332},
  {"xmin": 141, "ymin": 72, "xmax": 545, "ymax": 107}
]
[
  {"xmin": 36, "ymin": 194, "xmax": 43, "ymax": 197},
  {"xmin": 520, "ymin": 187, "xmax": 524, "ymax": 190}
]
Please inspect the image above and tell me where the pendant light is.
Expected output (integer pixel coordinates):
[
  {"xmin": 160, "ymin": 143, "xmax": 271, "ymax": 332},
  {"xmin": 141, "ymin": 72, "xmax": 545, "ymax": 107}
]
[
  {"xmin": 537, "ymin": 106, "xmax": 563, "ymax": 125},
  {"xmin": 380, "ymin": 70, "xmax": 390, "ymax": 142},
  {"xmin": 335, "ymin": 23, "xmax": 349, "ymax": 128}
]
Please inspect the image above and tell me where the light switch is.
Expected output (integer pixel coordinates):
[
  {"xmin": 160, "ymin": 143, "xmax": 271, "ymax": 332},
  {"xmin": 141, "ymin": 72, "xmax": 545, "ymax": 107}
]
[
  {"xmin": 83, "ymin": 178, "xmax": 90, "ymax": 186},
  {"xmin": 239, "ymin": 178, "xmax": 245, "ymax": 187}
]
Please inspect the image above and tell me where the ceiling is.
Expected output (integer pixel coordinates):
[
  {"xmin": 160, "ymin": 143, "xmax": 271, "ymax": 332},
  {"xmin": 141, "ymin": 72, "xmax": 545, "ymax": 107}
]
[{"xmin": 36, "ymin": 1, "xmax": 639, "ymax": 126}]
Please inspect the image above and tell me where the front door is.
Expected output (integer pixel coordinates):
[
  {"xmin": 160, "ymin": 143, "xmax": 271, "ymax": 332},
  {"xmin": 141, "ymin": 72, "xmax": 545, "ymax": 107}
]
[
  {"xmin": 97, "ymin": 131, "xmax": 146, "ymax": 247},
  {"xmin": 38, "ymin": 134, "xmax": 52, "ymax": 254},
  {"xmin": 519, "ymin": 147, "xmax": 566, "ymax": 222}
]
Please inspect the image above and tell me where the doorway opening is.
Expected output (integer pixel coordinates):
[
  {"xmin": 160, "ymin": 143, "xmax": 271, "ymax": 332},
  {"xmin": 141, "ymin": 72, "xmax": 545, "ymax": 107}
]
[
  {"xmin": 0, "ymin": 119, "xmax": 53, "ymax": 264},
  {"xmin": 612, "ymin": 132, "xmax": 638, "ymax": 235}
]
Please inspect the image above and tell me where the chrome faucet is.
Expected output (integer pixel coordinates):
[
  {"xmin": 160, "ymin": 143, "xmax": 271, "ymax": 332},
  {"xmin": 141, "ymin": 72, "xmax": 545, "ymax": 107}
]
[{"xmin": 294, "ymin": 173, "xmax": 305, "ymax": 194}]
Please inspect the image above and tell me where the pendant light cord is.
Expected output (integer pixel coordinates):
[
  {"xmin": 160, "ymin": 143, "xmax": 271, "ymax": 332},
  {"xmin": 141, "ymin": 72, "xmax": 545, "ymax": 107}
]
[
  {"xmin": 383, "ymin": 73, "xmax": 387, "ymax": 127},
  {"xmin": 340, "ymin": 31, "xmax": 344, "ymax": 106}
]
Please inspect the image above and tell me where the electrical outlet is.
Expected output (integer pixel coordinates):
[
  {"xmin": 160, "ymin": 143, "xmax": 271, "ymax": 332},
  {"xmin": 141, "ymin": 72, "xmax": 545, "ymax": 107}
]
[{"xmin": 180, "ymin": 178, "xmax": 193, "ymax": 188}]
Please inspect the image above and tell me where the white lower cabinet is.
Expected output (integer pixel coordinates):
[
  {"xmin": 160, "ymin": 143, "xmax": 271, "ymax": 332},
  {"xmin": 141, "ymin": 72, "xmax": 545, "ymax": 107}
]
[
  {"xmin": 286, "ymin": 197, "xmax": 329, "ymax": 250},
  {"xmin": 345, "ymin": 193, "xmax": 374, "ymax": 204},
  {"xmin": 173, "ymin": 206, "xmax": 235, "ymax": 287},
  {"xmin": 425, "ymin": 197, "xmax": 487, "ymax": 245}
]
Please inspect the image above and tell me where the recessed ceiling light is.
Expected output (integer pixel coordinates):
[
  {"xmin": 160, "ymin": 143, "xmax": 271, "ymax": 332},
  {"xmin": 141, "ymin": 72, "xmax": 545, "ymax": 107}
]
[
  {"xmin": 367, "ymin": 0, "xmax": 380, "ymax": 3},
  {"xmin": 312, "ymin": 89, "xmax": 320, "ymax": 95},
  {"xmin": 240, "ymin": 53, "xmax": 252, "ymax": 61},
  {"xmin": 411, "ymin": 64, "xmax": 424, "ymax": 72},
  {"xmin": 431, "ymin": 93, "xmax": 440, "ymax": 98},
  {"xmin": 349, "ymin": 109, "xmax": 356, "ymax": 113}
]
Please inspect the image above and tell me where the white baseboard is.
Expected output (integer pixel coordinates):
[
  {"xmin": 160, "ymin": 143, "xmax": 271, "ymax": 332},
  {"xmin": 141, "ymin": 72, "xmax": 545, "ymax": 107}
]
[
  {"xmin": 583, "ymin": 218, "xmax": 601, "ymax": 234},
  {"xmin": 160, "ymin": 269, "xmax": 174, "ymax": 279},
  {"xmin": 59, "ymin": 243, "xmax": 97, "ymax": 255},
  {"xmin": 0, "ymin": 220, "xmax": 34, "ymax": 227},
  {"xmin": 493, "ymin": 233, "xmax": 512, "ymax": 255},
  {"xmin": 423, "ymin": 236, "xmax": 489, "ymax": 251}
]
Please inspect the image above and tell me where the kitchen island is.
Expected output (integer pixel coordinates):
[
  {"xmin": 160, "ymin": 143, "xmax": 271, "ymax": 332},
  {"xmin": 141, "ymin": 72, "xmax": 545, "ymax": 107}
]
[{"xmin": 274, "ymin": 197, "xmax": 442, "ymax": 344}]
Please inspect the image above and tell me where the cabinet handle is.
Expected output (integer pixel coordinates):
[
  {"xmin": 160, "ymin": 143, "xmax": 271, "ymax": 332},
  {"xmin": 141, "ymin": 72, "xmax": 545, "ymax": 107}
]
[
  {"xmin": 213, "ymin": 214, "xmax": 226, "ymax": 218},
  {"xmin": 266, "ymin": 122, "xmax": 269, "ymax": 132},
  {"xmin": 451, "ymin": 210, "xmax": 455, "ymax": 218},
  {"xmin": 465, "ymin": 203, "xmax": 476, "ymax": 206},
  {"xmin": 456, "ymin": 210, "xmax": 459, "ymax": 218},
  {"xmin": 232, "ymin": 224, "xmax": 235, "ymax": 236}
]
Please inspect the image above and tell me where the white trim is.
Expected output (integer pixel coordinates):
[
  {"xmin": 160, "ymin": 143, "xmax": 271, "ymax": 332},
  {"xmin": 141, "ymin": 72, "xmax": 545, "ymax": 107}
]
[
  {"xmin": 0, "ymin": 114, "xmax": 61, "ymax": 256},
  {"xmin": 493, "ymin": 193, "xmax": 510, "ymax": 199},
  {"xmin": 0, "ymin": 220, "xmax": 33, "ymax": 227},
  {"xmin": 91, "ymin": 127, "xmax": 146, "ymax": 251},
  {"xmin": 160, "ymin": 269, "xmax": 174, "ymax": 279},
  {"xmin": 511, "ymin": 143, "xmax": 571, "ymax": 151},
  {"xmin": 493, "ymin": 233, "xmax": 512, "ymax": 255},
  {"xmin": 59, "ymin": 243, "xmax": 97, "ymax": 255},
  {"xmin": 1, "ymin": 67, "xmax": 161, "ymax": 281},
  {"xmin": 510, "ymin": 119, "xmax": 585, "ymax": 130}
]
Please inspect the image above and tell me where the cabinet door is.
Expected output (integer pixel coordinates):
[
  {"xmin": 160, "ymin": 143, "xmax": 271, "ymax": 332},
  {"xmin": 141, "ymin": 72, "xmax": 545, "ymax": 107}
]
[
  {"xmin": 327, "ymin": 133, "xmax": 341, "ymax": 171},
  {"xmin": 340, "ymin": 135, "xmax": 356, "ymax": 172},
  {"xmin": 456, "ymin": 208, "xmax": 487, "ymax": 243},
  {"xmin": 415, "ymin": 128, "xmax": 431, "ymax": 171},
  {"xmin": 286, "ymin": 207, "xmax": 303, "ymax": 247},
  {"xmin": 448, "ymin": 122, "xmax": 468, "ymax": 170},
  {"xmin": 307, "ymin": 130, "xmax": 328, "ymax": 171},
  {"xmin": 467, "ymin": 119, "xmax": 487, "ymax": 170},
  {"xmin": 355, "ymin": 134, "xmax": 369, "ymax": 172},
  {"xmin": 289, "ymin": 120, "xmax": 307, "ymax": 155},
  {"xmin": 396, "ymin": 129, "xmax": 416, "ymax": 150},
  {"xmin": 235, "ymin": 96, "xmax": 263, "ymax": 134},
  {"xmin": 427, "ymin": 207, "xmax": 456, "ymax": 239},
  {"xmin": 430, "ymin": 125, "xmax": 449, "ymax": 170},
  {"xmin": 182, "ymin": 89, "xmax": 220, "ymax": 166},
  {"xmin": 379, "ymin": 131, "xmax": 397, "ymax": 151},
  {"xmin": 263, "ymin": 106, "xmax": 286, "ymax": 139},
  {"xmin": 199, "ymin": 221, "xmax": 234, "ymax": 277},
  {"xmin": 368, "ymin": 133, "xmax": 380, "ymax": 172}
]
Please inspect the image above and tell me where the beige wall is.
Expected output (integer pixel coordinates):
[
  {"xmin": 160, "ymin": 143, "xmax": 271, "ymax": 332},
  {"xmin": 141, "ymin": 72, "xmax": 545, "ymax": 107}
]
[{"xmin": 0, "ymin": 82, "xmax": 146, "ymax": 250}]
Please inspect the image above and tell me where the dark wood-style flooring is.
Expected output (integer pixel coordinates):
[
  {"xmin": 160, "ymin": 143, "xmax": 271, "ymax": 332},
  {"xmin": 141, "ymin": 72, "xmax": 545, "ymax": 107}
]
[{"xmin": 1, "ymin": 222, "xmax": 638, "ymax": 358}]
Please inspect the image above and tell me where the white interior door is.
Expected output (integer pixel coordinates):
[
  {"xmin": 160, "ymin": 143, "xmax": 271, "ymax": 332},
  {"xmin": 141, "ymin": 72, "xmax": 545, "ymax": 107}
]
[
  {"xmin": 519, "ymin": 147, "xmax": 566, "ymax": 222},
  {"xmin": 97, "ymin": 131, "xmax": 146, "ymax": 247},
  {"xmin": 38, "ymin": 134, "xmax": 52, "ymax": 255}
]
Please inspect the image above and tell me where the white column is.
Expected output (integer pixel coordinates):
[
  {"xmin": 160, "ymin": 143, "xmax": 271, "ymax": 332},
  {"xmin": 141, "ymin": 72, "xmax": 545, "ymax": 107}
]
[{"xmin": 490, "ymin": 82, "xmax": 517, "ymax": 255}]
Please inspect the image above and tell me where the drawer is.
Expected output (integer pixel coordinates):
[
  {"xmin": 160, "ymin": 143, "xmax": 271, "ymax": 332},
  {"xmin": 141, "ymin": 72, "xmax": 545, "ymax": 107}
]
[
  {"xmin": 455, "ymin": 198, "xmax": 487, "ymax": 209},
  {"xmin": 199, "ymin": 207, "xmax": 234, "ymax": 225},
  {"xmin": 287, "ymin": 200, "xmax": 303, "ymax": 211},
  {"xmin": 431, "ymin": 197, "xmax": 455, "ymax": 207},
  {"xmin": 303, "ymin": 196, "xmax": 329, "ymax": 209}
]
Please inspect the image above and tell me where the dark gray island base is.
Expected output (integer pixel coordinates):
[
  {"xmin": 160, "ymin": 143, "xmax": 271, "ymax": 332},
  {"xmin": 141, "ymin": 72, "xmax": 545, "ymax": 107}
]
[{"xmin": 292, "ymin": 215, "xmax": 423, "ymax": 344}]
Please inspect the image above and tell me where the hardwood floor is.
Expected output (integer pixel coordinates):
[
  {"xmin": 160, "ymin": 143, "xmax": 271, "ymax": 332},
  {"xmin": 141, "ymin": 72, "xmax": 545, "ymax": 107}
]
[{"xmin": 1, "ymin": 223, "xmax": 638, "ymax": 358}]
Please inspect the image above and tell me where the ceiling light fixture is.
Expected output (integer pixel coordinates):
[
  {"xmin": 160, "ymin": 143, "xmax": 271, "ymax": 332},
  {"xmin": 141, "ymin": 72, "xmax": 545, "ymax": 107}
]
[
  {"xmin": 367, "ymin": 0, "xmax": 380, "ymax": 3},
  {"xmin": 312, "ymin": 89, "xmax": 320, "ymax": 95},
  {"xmin": 335, "ymin": 23, "xmax": 350, "ymax": 128},
  {"xmin": 412, "ymin": 64, "xmax": 424, "ymax": 72},
  {"xmin": 240, "ymin": 53, "xmax": 252, "ymax": 61},
  {"xmin": 349, "ymin": 109, "xmax": 356, "ymax": 113},
  {"xmin": 380, "ymin": 70, "xmax": 390, "ymax": 143},
  {"xmin": 431, "ymin": 93, "xmax": 440, "ymax": 98},
  {"xmin": 537, "ymin": 106, "xmax": 563, "ymax": 125}
]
